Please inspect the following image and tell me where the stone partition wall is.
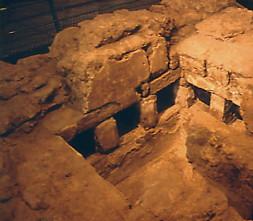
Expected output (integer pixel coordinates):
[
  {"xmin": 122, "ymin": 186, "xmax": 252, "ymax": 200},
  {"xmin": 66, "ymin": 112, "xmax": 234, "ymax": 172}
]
[
  {"xmin": 48, "ymin": 9, "xmax": 182, "ymax": 144},
  {"xmin": 177, "ymin": 7, "xmax": 253, "ymax": 128},
  {"xmin": 0, "ymin": 0, "xmax": 238, "ymax": 137},
  {"xmin": 52, "ymin": 10, "xmax": 176, "ymax": 114}
]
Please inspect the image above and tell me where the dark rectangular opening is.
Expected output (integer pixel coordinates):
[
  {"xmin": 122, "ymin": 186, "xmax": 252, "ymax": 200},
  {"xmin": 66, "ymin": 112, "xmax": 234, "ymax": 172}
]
[
  {"xmin": 156, "ymin": 81, "xmax": 178, "ymax": 113},
  {"xmin": 114, "ymin": 103, "xmax": 140, "ymax": 136},
  {"xmin": 192, "ymin": 85, "xmax": 211, "ymax": 106},
  {"xmin": 237, "ymin": 0, "xmax": 253, "ymax": 9},
  {"xmin": 223, "ymin": 100, "xmax": 243, "ymax": 124},
  {"xmin": 69, "ymin": 128, "xmax": 96, "ymax": 158}
]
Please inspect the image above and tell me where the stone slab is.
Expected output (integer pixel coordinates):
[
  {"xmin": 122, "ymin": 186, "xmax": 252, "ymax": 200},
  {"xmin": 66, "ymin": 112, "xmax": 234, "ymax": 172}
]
[{"xmin": 150, "ymin": 69, "xmax": 181, "ymax": 95}]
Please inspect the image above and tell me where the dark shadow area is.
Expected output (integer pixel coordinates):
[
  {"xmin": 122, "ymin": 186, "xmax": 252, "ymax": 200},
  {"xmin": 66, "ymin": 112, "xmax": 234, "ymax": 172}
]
[
  {"xmin": 1, "ymin": 0, "xmax": 159, "ymax": 62},
  {"xmin": 223, "ymin": 100, "xmax": 243, "ymax": 124},
  {"xmin": 237, "ymin": 0, "xmax": 253, "ymax": 9},
  {"xmin": 2, "ymin": 45, "xmax": 49, "ymax": 64},
  {"xmin": 69, "ymin": 128, "xmax": 96, "ymax": 158},
  {"xmin": 114, "ymin": 103, "xmax": 140, "ymax": 136},
  {"xmin": 192, "ymin": 85, "xmax": 211, "ymax": 106},
  {"xmin": 156, "ymin": 81, "xmax": 178, "ymax": 113}
]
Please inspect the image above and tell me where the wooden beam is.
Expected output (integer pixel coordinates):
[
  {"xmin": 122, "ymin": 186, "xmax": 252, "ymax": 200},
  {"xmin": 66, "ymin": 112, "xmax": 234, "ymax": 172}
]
[
  {"xmin": 48, "ymin": 0, "xmax": 61, "ymax": 32},
  {"xmin": 0, "ymin": 0, "xmax": 7, "ymax": 58}
]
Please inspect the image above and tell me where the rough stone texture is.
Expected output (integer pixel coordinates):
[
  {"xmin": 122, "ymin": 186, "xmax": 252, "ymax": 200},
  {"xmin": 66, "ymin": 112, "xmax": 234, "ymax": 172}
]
[
  {"xmin": 241, "ymin": 93, "xmax": 253, "ymax": 133},
  {"xmin": 1, "ymin": 2, "xmax": 252, "ymax": 221},
  {"xmin": 88, "ymin": 105, "xmax": 245, "ymax": 221},
  {"xmin": 49, "ymin": 27, "xmax": 80, "ymax": 60},
  {"xmin": 51, "ymin": 9, "xmax": 173, "ymax": 59},
  {"xmin": 147, "ymin": 37, "xmax": 169, "ymax": 77},
  {"xmin": 37, "ymin": 102, "xmax": 122, "ymax": 139},
  {"xmin": 150, "ymin": 69, "xmax": 181, "ymax": 94},
  {"xmin": 116, "ymin": 130, "xmax": 244, "ymax": 221},
  {"xmin": 67, "ymin": 48, "xmax": 149, "ymax": 113},
  {"xmin": 0, "ymin": 55, "xmax": 68, "ymax": 136},
  {"xmin": 51, "ymin": 10, "xmax": 174, "ymax": 114},
  {"xmin": 210, "ymin": 94, "xmax": 225, "ymax": 120},
  {"xmin": 177, "ymin": 7, "xmax": 253, "ymax": 107},
  {"xmin": 150, "ymin": 0, "xmax": 235, "ymax": 28},
  {"xmin": 186, "ymin": 105, "xmax": 253, "ymax": 219},
  {"xmin": 95, "ymin": 118, "xmax": 119, "ymax": 153},
  {"xmin": 176, "ymin": 86, "xmax": 195, "ymax": 108},
  {"xmin": 41, "ymin": 106, "xmax": 83, "ymax": 141},
  {"xmin": 0, "ymin": 128, "xmax": 134, "ymax": 221},
  {"xmin": 140, "ymin": 95, "xmax": 158, "ymax": 129}
]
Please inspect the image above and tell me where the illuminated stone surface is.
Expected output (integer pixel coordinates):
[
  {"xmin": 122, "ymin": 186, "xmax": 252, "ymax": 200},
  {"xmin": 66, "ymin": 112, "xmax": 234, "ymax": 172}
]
[{"xmin": 1, "ymin": 1, "xmax": 253, "ymax": 221}]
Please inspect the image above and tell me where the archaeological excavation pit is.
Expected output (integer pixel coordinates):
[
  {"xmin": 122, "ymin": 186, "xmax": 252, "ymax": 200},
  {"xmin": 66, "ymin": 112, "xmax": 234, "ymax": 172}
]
[{"xmin": 1, "ymin": 1, "xmax": 253, "ymax": 221}]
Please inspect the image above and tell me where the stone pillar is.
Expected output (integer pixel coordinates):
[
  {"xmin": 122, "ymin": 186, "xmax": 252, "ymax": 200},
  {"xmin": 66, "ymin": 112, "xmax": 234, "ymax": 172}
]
[
  {"xmin": 95, "ymin": 118, "xmax": 119, "ymax": 153},
  {"xmin": 210, "ymin": 94, "xmax": 225, "ymax": 120},
  {"xmin": 176, "ymin": 79, "xmax": 195, "ymax": 108},
  {"xmin": 176, "ymin": 87, "xmax": 195, "ymax": 108},
  {"xmin": 140, "ymin": 95, "xmax": 158, "ymax": 129}
]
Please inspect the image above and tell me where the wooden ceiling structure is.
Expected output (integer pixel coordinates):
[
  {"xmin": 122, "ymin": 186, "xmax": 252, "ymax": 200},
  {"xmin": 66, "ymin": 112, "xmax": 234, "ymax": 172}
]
[{"xmin": 0, "ymin": 0, "xmax": 160, "ymax": 61}]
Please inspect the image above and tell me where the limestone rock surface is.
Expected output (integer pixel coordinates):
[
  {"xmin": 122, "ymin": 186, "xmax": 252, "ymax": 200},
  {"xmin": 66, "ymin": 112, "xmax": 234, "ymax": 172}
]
[
  {"xmin": 177, "ymin": 7, "xmax": 253, "ymax": 107},
  {"xmin": 151, "ymin": 0, "xmax": 235, "ymax": 27},
  {"xmin": 186, "ymin": 105, "xmax": 253, "ymax": 219},
  {"xmin": 0, "ymin": 55, "xmax": 68, "ymax": 136},
  {"xmin": 50, "ymin": 9, "xmax": 175, "ymax": 114},
  {"xmin": 0, "ymin": 128, "xmax": 134, "ymax": 221}
]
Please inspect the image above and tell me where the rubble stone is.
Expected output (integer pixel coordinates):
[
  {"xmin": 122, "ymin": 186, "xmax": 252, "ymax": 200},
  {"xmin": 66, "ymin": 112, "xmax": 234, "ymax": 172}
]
[
  {"xmin": 95, "ymin": 118, "xmax": 120, "ymax": 153},
  {"xmin": 51, "ymin": 9, "xmax": 175, "ymax": 116},
  {"xmin": 140, "ymin": 95, "xmax": 158, "ymax": 129},
  {"xmin": 0, "ymin": 56, "xmax": 68, "ymax": 136},
  {"xmin": 176, "ymin": 86, "xmax": 195, "ymax": 108},
  {"xmin": 51, "ymin": 9, "xmax": 173, "ymax": 60},
  {"xmin": 177, "ymin": 7, "xmax": 253, "ymax": 109},
  {"xmin": 210, "ymin": 94, "xmax": 225, "ymax": 120},
  {"xmin": 1, "ymin": 2, "xmax": 252, "ymax": 221},
  {"xmin": 150, "ymin": 69, "xmax": 181, "ymax": 95},
  {"xmin": 186, "ymin": 120, "xmax": 253, "ymax": 219},
  {"xmin": 7, "ymin": 128, "xmax": 130, "ymax": 221},
  {"xmin": 151, "ymin": 0, "xmax": 236, "ymax": 28},
  {"xmin": 64, "ymin": 48, "xmax": 150, "ymax": 113},
  {"xmin": 148, "ymin": 37, "xmax": 168, "ymax": 76},
  {"xmin": 241, "ymin": 93, "xmax": 253, "ymax": 133}
]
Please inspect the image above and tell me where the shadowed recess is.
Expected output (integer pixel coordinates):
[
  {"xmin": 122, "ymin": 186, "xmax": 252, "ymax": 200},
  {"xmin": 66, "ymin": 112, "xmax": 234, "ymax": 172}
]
[
  {"xmin": 69, "ymin": 128, "xmax": 96, "ymax": 157},
  {"xmin": 114, "ymin": 103, "xmax": 140, "ymax": 136},
  {"xmin": 192, "ymin": 85, "xmax": 211, "ymax": 106},
  {"xmin": 237, "ymin": 0, "xmax": 253, "ymax": 9},
  {"xmin": 156, "ymin": 81, "xmax": 178, "ymax": 113},
  {"xmin": 223, "ymin": 100, "xmax": 243, "ymax": 124}
]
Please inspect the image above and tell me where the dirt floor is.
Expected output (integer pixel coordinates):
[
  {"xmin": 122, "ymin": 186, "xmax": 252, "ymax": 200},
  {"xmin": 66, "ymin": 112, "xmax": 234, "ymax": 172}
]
[
  {"xmin": 1, "ymin": 1, "xmax": 253, "ymax": 221},
  {"xmin": 1, "ymin": 101, "xmax": 252, "ymax": 221}
]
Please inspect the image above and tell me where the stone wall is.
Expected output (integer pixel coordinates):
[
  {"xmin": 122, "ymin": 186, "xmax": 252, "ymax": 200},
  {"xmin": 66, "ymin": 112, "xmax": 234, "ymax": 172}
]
[
  {"xmin": 0, "ymin": 0, "xmax": 239, "ymax": 145},
  {"xmin": 3, "ymin": 1, "xmax": 253, "ymax": 221},
  {"xmin": 49, "ymin": 8, "xmax": 181, "ymax": 153},
  {"xmin": 177, "ymin": 6, "xmax": 253, "ymax": 130}
]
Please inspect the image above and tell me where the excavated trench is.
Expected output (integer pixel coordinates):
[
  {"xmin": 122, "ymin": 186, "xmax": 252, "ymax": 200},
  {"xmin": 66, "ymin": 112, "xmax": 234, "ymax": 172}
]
[
  {"xmin": 2, "ymin": 2, "xmax": 253, "ymax": 220},
  {"xmin": 65, "ymin": 81, "xmax": 252, "ymax": 220}
]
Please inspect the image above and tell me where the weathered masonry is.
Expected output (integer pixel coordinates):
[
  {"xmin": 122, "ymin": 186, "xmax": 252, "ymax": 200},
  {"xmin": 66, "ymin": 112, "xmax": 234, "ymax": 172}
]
[
  {"xmin": 46, "ymin": 9, "xmax": 181, "ymax": 155},
  {"xmin": 177, "ymin": 7, "xmax": 253, "ymax": 128},
  {"xmin": 3, "ymin": 3, "xmax": 252, "ymax": 157}
]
